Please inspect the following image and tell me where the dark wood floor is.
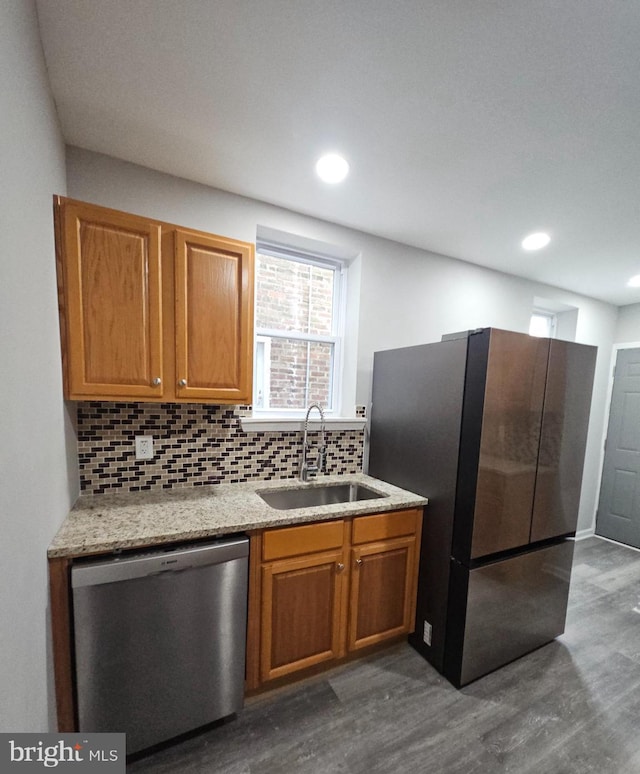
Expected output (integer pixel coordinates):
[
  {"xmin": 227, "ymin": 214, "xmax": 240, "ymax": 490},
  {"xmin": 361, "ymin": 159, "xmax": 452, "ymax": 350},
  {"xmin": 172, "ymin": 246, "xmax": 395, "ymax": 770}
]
[{"xmin": 129, "ymin": 537, "xmax": 640, "ymax": 773}]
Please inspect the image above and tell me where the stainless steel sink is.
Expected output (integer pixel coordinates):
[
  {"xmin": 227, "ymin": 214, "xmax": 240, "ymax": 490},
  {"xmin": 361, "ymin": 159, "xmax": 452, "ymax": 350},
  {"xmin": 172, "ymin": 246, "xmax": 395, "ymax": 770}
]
[{"xmin": 258, "ymin": 482, "xmax": 387, "ymax": 510}]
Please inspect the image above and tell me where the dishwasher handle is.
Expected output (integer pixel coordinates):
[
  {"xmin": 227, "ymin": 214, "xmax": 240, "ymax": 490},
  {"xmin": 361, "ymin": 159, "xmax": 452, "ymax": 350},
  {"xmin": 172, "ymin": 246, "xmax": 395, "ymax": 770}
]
[{"xmin": 71, "ymin": 536, "xmax": 249, "ymax": 588}]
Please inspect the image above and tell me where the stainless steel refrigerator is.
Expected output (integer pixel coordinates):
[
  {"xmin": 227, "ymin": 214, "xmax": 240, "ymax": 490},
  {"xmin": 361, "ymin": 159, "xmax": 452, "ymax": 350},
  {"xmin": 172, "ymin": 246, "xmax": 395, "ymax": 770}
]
[{"xmin": 368, "ymin": 328, "xmax": 596, "ymax": 687}]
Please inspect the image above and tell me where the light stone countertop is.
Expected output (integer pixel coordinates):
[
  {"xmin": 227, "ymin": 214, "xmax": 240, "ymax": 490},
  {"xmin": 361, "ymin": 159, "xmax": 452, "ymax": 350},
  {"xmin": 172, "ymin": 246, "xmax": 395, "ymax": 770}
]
[{"xmin": 48, "ymin": 474, "xmax": 428, "ymax": 559}]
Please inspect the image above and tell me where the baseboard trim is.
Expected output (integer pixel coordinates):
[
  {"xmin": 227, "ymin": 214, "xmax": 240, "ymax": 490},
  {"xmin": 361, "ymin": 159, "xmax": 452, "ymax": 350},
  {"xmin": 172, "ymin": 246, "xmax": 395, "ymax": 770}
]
[
  {"xmin": 593, "ymin": 534, "xmax": 640, "ymax": 553},
  {"xmin": 575, "ymin": 528, "xmax": 595, "ymax": 541}
]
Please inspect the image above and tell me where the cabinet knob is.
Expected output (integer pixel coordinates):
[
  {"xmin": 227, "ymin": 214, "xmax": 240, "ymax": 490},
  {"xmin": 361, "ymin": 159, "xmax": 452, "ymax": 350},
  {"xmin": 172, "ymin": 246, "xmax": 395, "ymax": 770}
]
[
  {"xmin": 152, "ymin": 377, "xmax": 162, "ymax": 386},
  {"xmin": 336, "ymin": 562, "xmax": 345, "ymax": 572},
  {"xmin": 179, "ymin": 379, "xmax": 187, "ymax": 387},
  {"xmin": 356, "ymin": 558, "xmax": 363, "ymax": 567}
]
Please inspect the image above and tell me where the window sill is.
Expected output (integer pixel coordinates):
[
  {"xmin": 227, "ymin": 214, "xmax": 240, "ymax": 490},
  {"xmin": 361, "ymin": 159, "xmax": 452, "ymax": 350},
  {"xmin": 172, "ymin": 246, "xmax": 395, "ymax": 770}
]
[{"xmin": 240, "ymin": 417, "xmax": 367, "ymax": 433}]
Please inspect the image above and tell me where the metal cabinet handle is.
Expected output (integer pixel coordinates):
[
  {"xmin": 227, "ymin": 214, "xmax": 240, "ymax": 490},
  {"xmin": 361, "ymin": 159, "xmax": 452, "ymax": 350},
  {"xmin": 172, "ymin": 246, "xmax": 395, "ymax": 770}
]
[
  {"xmin": 179, "ymin": 379, "xmax": 187, "ymax": 387},
  {"xmin": 355, "ymin": 558, "xmax": 363, "ymax": 567},
  {"xmin": 336, "ymin": 563, "xmax": 345, "ymax": 572},
  {"xmin": 152, "ymin": 377, "xmax": 162, "ymax": 386}
]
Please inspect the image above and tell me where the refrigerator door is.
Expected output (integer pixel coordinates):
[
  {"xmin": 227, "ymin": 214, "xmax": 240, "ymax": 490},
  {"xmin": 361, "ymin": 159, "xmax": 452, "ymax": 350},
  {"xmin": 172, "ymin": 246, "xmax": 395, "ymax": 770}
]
[
  {"xmin": 456, "ymin": 329, "xmax": 549, "ymax": 561},
  {"xmin": 530, "ymin": 339, "xmax": 597, "ymax": 542},
  {"xmin": 445, "ymin": 539, "xmax": 574, "ymax": 687}
]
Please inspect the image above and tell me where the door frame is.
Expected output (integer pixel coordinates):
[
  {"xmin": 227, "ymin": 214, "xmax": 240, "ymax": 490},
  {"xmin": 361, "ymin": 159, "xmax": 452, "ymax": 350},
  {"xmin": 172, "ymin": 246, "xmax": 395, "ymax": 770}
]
[{"xmin": 591, "ymin": 341, "xmax": 640, "ymax": 540}]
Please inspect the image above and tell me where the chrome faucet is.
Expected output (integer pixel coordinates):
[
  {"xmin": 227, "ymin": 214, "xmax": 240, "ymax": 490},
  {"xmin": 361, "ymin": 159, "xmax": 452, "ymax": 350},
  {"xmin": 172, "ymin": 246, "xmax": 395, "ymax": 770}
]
[{"xmin": 300, "ymin": 403, "xmax": 326, "ymax": 481}]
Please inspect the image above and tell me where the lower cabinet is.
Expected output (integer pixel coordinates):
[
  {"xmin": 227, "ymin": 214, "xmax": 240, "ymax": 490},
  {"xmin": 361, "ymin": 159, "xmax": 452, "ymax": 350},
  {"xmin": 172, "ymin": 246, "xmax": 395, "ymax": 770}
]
[
  {"xmin": 247, "ymin": 508, "xmax": 422, "ymax": 690},
  {"xmin": 261, "ymin": 548, "xmax": 347, "ymax": 681},
  {"xmin": 348, "ymin": 536, "xmax": 417, "ymax": 652}
]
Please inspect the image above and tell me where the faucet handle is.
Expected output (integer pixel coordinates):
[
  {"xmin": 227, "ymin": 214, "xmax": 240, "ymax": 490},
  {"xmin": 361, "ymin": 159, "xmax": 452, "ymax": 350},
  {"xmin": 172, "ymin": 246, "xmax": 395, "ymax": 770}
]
[{"xmin": 305, "ymin": 463, "xmax": 318, "ymax": 480}]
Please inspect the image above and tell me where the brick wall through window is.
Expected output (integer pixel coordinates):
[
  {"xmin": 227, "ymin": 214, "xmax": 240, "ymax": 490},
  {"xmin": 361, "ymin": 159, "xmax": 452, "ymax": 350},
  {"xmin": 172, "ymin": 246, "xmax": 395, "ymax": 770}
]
[{"xmin": 255, "ymin": 253, "xmax": 338, "ymax": 410}]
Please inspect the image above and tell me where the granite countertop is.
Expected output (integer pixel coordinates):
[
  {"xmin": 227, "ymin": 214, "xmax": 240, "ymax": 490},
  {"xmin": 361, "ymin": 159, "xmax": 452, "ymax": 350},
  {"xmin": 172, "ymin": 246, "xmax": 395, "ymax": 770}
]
[{"xmin": 48, "ymin": 474, "xmax": 428, "ymax": 559}]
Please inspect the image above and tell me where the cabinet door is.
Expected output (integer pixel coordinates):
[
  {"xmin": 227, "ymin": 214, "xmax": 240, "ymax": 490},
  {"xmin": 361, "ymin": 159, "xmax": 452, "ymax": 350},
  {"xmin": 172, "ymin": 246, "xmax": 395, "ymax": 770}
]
[
  {"xmin": 348, "ymin": 536, "xmax": 417, "ymax": 651},
  {"xmin": 174, "ymin": 229, "xmax": 254, "ymax": 403},
  {"xmin": 58, "ymin": 199, "xmax": 164, "ymax": 399},
  {"xmin": 261, "ymin": 549, "xmax": 346, "ymax": 682}
]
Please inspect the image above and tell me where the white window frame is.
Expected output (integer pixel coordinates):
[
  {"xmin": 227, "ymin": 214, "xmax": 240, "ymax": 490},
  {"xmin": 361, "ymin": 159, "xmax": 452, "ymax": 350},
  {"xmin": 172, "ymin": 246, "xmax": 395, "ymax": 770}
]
[
  {"xmin": 252, "ymin": 243, "xmax": 346, "ymax": 418},
  {"xmin": 529, "ymin": 309, "xmax": 557, "ymax": 338},
  {"xmin": 253, "ymin": 336, "xmax": 272, "ymax": 410}
]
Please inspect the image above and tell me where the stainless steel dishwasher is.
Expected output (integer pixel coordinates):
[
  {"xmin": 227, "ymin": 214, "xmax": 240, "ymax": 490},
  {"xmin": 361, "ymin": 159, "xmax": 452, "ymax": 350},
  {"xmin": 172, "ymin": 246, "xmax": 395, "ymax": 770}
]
[{"xmin": 71, "ymin": 535, "xmax": 249, "ymax": 754}]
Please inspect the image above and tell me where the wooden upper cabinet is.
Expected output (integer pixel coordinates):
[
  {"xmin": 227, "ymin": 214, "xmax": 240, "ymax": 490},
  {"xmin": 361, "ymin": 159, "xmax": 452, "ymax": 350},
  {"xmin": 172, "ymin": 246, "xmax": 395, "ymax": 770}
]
[
  {"xmin": 174, "ymin": 229, "xmax": 254, "ymax": 403},
  {"xmin": 56, "ymin": 198, "xmax": 164, "ymax": 399},
  {"xmin": 54, "ymin": 197, "xmax": 254, "ymax": 404}
]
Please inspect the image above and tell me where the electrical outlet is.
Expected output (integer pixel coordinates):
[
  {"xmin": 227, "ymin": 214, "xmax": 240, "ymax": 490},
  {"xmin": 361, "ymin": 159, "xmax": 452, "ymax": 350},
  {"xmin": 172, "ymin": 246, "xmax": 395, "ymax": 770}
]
[
  {"xmin": 423, "ymin": 620, "xmax": 432, "ymax": 646},
  {"xmin": 135, "ymin": 436, "xmax": 154, "ymax": 460}
]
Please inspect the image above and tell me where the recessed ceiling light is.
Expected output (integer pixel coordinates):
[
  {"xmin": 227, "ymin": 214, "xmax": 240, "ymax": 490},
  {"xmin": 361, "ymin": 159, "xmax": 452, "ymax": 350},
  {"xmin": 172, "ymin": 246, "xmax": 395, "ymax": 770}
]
[
  {"xmin": 627, "ymin": 275, "xmax": 640, "ymax": 287},
  {"xmin": 521, "ymin": 232, "xmax": 551, "ymax": 251},
  {"xmin": 315, "ymin": 153, "xmax": 349, "ymax": 184}
]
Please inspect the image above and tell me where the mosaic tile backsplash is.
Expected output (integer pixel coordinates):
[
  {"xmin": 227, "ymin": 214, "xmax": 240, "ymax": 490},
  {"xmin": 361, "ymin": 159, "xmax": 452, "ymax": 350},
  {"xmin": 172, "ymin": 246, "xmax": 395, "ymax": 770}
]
[{"xmin": 78, "ymin": 403, "xmax": 366, "ymax": 495}]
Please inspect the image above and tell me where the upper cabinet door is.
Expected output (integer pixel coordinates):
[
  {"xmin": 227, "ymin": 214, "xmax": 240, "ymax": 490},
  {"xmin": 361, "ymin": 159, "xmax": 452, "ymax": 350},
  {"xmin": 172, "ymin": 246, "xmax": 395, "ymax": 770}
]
[
  {"xmin": 174, "ymin": 229, "xmax": 254, "ymax": 403},
  {"xmin": 58, "ymin": 199, "xmax": 164, "ymax": 399},
  {"xmin": 470, "ymin": 330, "xmax": 549, "ymax": 559},
  {"xmin": 55, "ymin": 197, "xmax": 256, "ymax": 404},
  {"xmin": 530, "ymin": 339, "xmax": 597, "ymax": 541}
]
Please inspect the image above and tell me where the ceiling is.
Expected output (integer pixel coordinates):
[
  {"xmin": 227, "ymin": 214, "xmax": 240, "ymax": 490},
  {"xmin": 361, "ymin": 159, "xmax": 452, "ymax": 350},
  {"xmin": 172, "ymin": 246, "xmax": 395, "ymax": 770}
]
[{"xmin": 36, "ymin": 0, "xmax": 640, "ymax": 306}]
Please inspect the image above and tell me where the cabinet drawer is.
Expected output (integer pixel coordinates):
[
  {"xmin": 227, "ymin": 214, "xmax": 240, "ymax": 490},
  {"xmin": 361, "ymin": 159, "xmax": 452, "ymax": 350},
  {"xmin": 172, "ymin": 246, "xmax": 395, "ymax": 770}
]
[
  {"xmin": 352, "ymin": 509, "xmax": 420, "ymax": 545},
  {"xmin": 262, "ymin": 520, "xmax": 345, "ymax": 561}
]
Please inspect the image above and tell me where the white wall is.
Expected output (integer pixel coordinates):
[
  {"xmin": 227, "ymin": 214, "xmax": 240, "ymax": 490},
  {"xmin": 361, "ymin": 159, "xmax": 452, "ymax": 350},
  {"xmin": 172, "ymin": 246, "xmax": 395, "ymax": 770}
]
[
  {"xmin": 66, "ymin": 147, "xmax": 618, "ymax": 535},
  {"xmin": 614, "ymin": 303, "xmax": 640, "ymax": 343},
  {"xmin": 0, "ymin": 1, "xmax": 77, "ymax": 732}
]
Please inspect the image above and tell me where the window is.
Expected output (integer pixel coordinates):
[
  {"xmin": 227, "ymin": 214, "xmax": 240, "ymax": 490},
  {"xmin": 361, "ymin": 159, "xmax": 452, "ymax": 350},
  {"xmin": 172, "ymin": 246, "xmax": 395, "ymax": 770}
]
[
  {"xmin": 529, "ymin": 310, "xmax": 556, "ymax": 338},
  {"xmin": 253, "ymin": 246, "xmax": 344, "ymax": 414}
]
